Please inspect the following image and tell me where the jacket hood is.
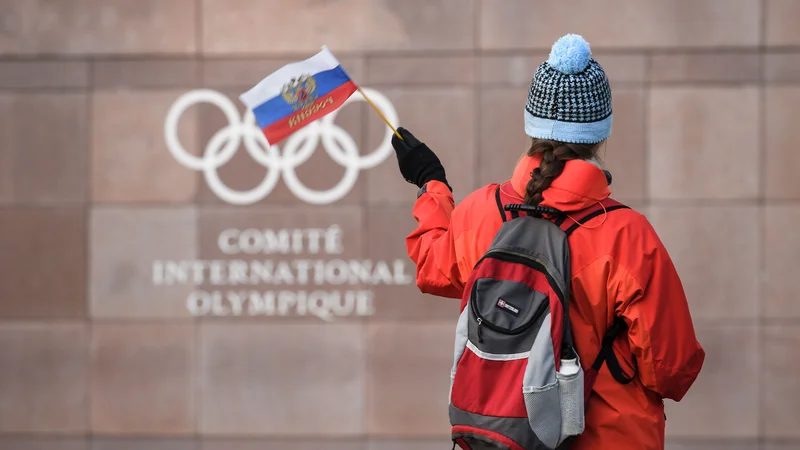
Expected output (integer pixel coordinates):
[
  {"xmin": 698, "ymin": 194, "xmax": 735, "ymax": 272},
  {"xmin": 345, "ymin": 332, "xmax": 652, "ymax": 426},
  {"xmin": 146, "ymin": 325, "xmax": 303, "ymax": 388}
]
[{"xmin": 508, "ymin": 154, "xmax": 611, "ymax": 212}]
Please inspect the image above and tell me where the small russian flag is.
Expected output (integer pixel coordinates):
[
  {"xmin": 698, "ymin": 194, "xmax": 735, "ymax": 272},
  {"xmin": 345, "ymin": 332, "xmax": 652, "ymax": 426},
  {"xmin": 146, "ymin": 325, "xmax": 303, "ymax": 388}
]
[{"xmin": 239, "ymin": 47, "xmax": 358, "ymax": 145}]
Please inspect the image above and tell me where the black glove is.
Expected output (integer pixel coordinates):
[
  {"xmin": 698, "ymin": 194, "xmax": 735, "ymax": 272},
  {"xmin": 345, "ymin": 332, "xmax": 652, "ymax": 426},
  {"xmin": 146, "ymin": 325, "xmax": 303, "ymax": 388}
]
[{"xmin": 390, "ymin": 127, "xmax": 452, "ymax": 191}]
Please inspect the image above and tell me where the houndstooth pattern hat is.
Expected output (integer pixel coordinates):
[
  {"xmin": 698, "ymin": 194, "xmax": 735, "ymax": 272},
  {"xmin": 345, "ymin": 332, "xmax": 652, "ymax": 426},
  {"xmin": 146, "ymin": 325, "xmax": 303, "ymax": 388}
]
[{"xmin": 524, "ymin": 34, "xmax": 613, "ymax": 144}]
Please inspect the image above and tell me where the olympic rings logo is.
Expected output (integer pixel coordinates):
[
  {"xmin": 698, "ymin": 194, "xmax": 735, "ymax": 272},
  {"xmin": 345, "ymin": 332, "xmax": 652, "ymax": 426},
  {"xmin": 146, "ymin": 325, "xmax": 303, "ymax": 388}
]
[{"xmin": 164, "ymin": 88, "xmax": 398, "ymax": 205}]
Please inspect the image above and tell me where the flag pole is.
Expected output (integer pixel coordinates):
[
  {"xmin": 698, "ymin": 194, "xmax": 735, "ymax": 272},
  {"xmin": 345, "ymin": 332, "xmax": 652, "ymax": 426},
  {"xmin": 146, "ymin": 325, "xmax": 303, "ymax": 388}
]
[
  {"xmin": 355, "ymin": 86, "xmax": 402, "ymax": 140},
  {"xmin": 322, "ymin": 46, "xmax": 403, "ymax": 140}
]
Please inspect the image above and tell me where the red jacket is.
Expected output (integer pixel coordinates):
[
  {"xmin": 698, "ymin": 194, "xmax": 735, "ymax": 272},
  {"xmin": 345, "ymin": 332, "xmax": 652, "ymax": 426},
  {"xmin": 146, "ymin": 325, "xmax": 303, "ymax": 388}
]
[{"xmin": 406, "ymin": 154, "xmax": 705, "ymax": 450}]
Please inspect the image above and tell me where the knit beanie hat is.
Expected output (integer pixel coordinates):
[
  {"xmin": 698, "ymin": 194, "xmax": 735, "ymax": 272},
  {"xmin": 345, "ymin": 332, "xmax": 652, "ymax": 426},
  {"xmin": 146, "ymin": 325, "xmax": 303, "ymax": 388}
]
[{"xmin": 524, "ymin": 34, "xmax": 613, "ymax": 144}]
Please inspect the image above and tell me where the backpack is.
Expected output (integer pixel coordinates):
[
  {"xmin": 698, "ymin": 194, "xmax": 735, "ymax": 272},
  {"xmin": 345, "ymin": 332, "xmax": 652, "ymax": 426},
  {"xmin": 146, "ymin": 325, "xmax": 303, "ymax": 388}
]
[{"xmin": 448, "ymin": 183, "xmax": 637, "ymax": 450}]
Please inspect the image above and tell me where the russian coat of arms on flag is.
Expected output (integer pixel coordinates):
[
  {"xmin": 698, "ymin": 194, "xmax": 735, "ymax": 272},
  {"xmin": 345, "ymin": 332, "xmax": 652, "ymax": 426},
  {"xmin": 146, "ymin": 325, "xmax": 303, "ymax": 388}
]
[
  {"xmin": 239, "ymin": 47, "xmax": 359, "ymax": 145},
  {"xmin": 282, "ymin": 74, "xmax": 318, "ymax": 111}
]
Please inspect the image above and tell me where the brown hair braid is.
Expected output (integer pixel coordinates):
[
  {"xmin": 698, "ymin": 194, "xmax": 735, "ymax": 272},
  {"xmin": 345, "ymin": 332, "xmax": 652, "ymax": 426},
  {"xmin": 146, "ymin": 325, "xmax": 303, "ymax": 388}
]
[{"xmin": 523, "ymin": 138, "xmax": 602, "ymax": 206}]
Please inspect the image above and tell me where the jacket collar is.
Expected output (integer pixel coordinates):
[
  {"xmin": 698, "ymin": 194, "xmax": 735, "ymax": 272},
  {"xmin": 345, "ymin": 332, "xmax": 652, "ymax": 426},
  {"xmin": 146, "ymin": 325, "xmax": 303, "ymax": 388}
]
[{"xmin": 507, "ymin": 154, "xmax": 611, "ymax": 212}]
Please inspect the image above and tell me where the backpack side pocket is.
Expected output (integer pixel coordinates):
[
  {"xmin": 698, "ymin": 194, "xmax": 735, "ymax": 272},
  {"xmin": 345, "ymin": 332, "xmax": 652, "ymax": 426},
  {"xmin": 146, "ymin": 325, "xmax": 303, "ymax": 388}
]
[{"xmin": 556, "ymin": 363, "xmax": 585, "ymax": 441}]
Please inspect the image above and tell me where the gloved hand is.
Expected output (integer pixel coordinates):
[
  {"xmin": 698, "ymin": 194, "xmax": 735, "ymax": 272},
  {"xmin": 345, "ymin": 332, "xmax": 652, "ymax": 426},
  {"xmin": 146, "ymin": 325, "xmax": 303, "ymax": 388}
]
[{"xmin": 390, "ymin": 127, "xmax": 452, "ymax": 191}]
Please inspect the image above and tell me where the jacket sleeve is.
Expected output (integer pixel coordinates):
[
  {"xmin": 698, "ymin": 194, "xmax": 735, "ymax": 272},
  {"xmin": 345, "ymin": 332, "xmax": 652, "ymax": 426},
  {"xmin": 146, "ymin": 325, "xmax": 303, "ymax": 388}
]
[
  {"xmin": 405, "ymin": 180, "xmax": 465, "ymax": 299},
  {"xmin": 615, "ymin": 219, "xmax": 706, "ymax": 402}
]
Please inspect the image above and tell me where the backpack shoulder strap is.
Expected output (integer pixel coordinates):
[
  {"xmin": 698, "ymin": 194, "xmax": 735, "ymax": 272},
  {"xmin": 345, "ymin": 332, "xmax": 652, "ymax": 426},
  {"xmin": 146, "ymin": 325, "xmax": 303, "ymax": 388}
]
[
  {"xmin": 591, "ymin": 317, "xmax": 638, "ymax": 385},
  {"xmin": 562, "ymin": 200, "xmax": 638, "ymax": 394},
  {"xmin": 494, "ymin": 185, "xmax": 507, "ymax": 222},
  {"xmin": 494, "ymin": 183, "xmax": 522, "ymax": 222}
]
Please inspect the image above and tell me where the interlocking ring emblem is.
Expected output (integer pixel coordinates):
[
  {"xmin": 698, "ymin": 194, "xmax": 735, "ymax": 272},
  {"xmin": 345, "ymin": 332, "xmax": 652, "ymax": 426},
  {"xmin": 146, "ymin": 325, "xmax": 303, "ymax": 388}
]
[{"xmin": 164, "ymin": 88, "xmax": 398, "ymax": 205}]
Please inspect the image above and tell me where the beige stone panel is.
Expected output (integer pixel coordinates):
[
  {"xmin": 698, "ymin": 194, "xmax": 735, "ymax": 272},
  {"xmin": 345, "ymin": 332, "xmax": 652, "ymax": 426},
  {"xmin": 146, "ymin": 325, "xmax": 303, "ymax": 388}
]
[
  {"xmin": 0, "ymin": 323, "xmax": 88, "ymax": 432},
  {"xmin": 202, "ymin": 0, "xmax": 475, "ymax": 54},
  {"xmin": 480, "ymin": 0, "xmax": 760, "ymax": 49},
  {"xmin": 766, "ymin": 87, "xmax": 800, "ymax": 199},
  {"xmin": 649, "ymin": 87, "xmax": 759, "ymax": 200},
  {"xmin": 90, "ymin": 207, "xmax": 197, "ymax": 318},
  {"xmin": 91, "ymin": 90, "xmax": 198, "ymax": 203},
  {"xmin": 0, "ymin": 0, "xmax": 196, "ymax": 54},
  {"xmin": 91, "ymin": 323, "xmax": 195, "ymax": 434},
  {"xmin": 0, "ymin": 93, "xmax": 88, "ymax": 203},
  {"xmin": 648, "ymin": 205, "xmax": 759, "ymax": 320},
  {"xmin": 366, "ymin": 56, "xmax": 475, "ymax": 86},
  {"xmin": 366, "ymin": 204, "xmax": 460, "ymax": 320},
  {"xmin": 650, "ymin": 53, "xmax": 761, "ymax": 83},
  {"xmin": 664, "ymin": 324, "xmax": 759, "ymax": 438},
  {"xmin": 764, "ymin": 205, "xmax": 800, "ymax": 318},
  {"xmin": 763, "ymin": 324, "xmax": 800, "ymax": 438},
  {"xmin": 366, "ymin": 321, "xmax": 454, "ymax": 436},
  {"xmin": 0, "ymin": 207, "xmax": 87, "ymax": 318},
  {"xmin": 766, "ymin": 0, "xmax": 800, "ymax": 46},
  {"xmin": 199, "ymin": 322, "xmax": 365, "ymax": 435}
]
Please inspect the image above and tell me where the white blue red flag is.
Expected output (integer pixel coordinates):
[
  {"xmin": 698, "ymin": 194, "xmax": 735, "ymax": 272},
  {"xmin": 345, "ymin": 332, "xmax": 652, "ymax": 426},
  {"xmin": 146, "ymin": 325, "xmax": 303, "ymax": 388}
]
[{"xmin": 239, "ymin": 47, "xmax": 357, "ymax": 145}]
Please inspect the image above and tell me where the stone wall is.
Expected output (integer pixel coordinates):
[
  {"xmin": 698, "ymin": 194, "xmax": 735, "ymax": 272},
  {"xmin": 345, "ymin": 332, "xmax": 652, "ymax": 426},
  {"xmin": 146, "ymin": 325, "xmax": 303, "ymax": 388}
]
[{"xmin": 0, "ymin": 1, "xmax": 798, "ymax": 449}]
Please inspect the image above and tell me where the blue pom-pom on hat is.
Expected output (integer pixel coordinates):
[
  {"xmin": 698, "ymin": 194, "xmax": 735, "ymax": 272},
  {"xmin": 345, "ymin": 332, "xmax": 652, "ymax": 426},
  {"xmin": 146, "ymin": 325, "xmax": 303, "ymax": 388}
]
[{"xmin": 547, "ymin": 34, "xmax": 592, "ymax": 75}]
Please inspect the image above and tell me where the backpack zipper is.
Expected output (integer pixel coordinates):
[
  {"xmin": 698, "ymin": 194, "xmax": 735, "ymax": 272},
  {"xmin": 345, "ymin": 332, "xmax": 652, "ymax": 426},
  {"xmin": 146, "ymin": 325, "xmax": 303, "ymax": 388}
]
[
  {"xmin": 470, "ymin": 249, "xmax": 564, "ymax": 343},
  {"xmin": 479, "ymin": 248, "xmax": 566, "ymax": 302},
  {"xmin": 471, "ymin": 287, "xmax": 550, "ymax": 337},
  {"xmin": 470, "ymin": 248, "xmax": 565, "ymax": 339}
]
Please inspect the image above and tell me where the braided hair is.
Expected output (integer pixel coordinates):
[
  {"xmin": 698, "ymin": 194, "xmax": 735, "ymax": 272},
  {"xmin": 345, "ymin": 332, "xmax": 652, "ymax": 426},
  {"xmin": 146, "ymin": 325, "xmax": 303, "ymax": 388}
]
[{"xmin": 523, "ymin": 138, "xmax": 603, "ymax": 206}]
